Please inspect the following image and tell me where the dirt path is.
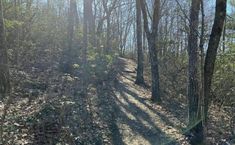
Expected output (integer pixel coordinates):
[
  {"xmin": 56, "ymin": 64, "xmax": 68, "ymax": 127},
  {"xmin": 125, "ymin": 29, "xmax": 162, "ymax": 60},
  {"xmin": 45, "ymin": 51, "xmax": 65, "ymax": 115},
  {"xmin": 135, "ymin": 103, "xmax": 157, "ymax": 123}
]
[{"xmin": 109, "ymin": 57, "xmax": 189, "ymax": 145}]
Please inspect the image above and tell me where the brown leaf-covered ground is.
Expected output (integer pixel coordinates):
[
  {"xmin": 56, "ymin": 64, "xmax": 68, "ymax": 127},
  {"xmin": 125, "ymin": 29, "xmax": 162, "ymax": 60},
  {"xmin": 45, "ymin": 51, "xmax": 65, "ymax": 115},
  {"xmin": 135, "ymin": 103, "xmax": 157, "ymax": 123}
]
[{"xmin": 0, "ymin": 57, "xmax": 234, "ymax": 145}]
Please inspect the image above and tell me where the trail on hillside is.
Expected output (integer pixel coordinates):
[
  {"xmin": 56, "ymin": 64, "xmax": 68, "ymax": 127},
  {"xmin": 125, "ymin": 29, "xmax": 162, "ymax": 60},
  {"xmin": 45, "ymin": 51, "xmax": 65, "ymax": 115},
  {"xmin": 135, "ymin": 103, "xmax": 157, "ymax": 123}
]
[
  {"xmin": 102, "ymin": 57, "xmax": 189, "ymax": 145},
  {"xmin": 2, "ymin": 57, "xmax": 232, "ymax": 145}
]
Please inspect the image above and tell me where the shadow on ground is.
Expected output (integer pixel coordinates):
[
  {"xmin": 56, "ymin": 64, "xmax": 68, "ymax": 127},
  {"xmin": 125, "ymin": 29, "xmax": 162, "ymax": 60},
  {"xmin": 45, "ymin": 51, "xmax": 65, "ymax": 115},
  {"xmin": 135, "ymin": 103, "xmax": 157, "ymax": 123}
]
[
  {"xmin": 27, "ymin": 57, "xmax": 188, "ymax": 145},
  {"xmin": 92, "ymin": 58, "xmax": 188, "ymax": 145}
]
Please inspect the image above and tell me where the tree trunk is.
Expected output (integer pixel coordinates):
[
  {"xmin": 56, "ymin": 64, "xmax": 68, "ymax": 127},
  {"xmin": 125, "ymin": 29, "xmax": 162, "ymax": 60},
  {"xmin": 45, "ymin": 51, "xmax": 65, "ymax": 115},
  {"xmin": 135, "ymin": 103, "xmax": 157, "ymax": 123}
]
[
  {"xmin": 140, "ymin": 0, "xmax": 161, "ymax": 103},
  {"xmin": 87, "ymin": 0, "xmax": 95, "ymax": 46},
  {"xmin": 82, "ymin": 0, "xmax": 88, "ymax": 95},
  {"xmin": 204, "ymin": 0, "xmax": 227, "ymax": 123},
  {"xmin": 68, "ymin": 0, "xmax": 76, "ymax": 51},
  {"xmin": 199, "ymin": 0, "xmax": 205, "ymax": 130},
  {"xmin": 14, "ymin": 0, "xmax": 19, "ymax": 65},
  {"xmin": 222, "ymin": 17, "xmax": 226, "ymax": 53},
  {"xmin": 0, "ymin": 0, "xmax": 10, "ymax": 99},
  {"xmin": 148, "ymin": 35, "xmax": 161, "ymax": 102},
  {"xmin": 187, "ymin": 0, "xmax": 203, "ymax": 144},
  {"xmin": 135, "ymin": 0, "xmax": 145, "ymax": 85},
  {"xmin": 106, "ymin": 15, "xmax": 111, "ymax": 53},
  {"xmin": 60, "ymin": 0, "xmax": 77, "ymax": 73}
]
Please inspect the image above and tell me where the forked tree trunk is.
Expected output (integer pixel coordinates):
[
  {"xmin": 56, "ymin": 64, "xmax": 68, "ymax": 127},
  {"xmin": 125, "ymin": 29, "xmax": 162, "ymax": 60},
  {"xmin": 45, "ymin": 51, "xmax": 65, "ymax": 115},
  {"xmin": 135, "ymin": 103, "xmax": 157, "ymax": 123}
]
[{"xmin": 140, "ymin": 0, "xmax": 161, "ymax": 103}]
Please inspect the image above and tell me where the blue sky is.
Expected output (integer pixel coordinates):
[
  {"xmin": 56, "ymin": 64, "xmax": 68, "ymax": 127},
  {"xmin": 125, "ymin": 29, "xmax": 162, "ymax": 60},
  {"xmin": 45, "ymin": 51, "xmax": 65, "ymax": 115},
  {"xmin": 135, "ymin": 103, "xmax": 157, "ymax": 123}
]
[{"xmin": 227, "ymin": 4, "xmax": 234, "ymax": 14}]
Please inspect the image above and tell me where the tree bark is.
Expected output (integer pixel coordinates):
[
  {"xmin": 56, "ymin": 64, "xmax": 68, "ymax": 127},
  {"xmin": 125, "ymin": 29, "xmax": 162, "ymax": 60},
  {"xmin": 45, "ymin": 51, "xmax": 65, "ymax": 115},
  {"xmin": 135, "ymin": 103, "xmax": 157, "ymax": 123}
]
[
  {"xmin": 68, "ymin": 0, "xmax": 76, "ymax": 51},
  {"xmin": 140, "ymin": 0, "xmax": 161, "ymax": 103},
  {"xmin": 187, "ymin": 0, "xmax": 203, "ymax": 144},
  {"xmin": 102, "ymin": 0, "xmax": 117, "ymax": 53},
  {"xmin": 60, "ymin": 0, "xmax": 77, "ymax": 73},
  {"xmin": 204, "ymin": 0, "xmax": 227, "ymax": 123},
  {"xmin": 82, "ymin": 0, "xmax": 88, "ymax": 95},
  {"xmin": 0, "ymin": 0, "xmax": 10, "ymax": 99},
  {"xmin": 87, "ymin": 0, "xmax": 95, "ymax": 46},
  {"xmin": 135, "ymin": 0, "xmax": 145, "ymax": 85},
  {"xmin": 222, "ymin": 17, "xmax": 226, "ymax": 53},
  {"xmin": 199, "ymin": 0, "xmax": 205, "ymax": 129}
]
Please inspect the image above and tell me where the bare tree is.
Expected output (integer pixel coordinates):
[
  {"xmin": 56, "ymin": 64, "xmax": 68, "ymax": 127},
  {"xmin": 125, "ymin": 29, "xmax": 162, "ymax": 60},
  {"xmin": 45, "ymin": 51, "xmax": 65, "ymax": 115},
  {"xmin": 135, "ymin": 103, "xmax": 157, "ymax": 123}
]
[
  {"xmin": 0, "ymin": 0, "xmax": 10, "ymax": 142},
  {"xmin": 140, "ymin": 0, "xmax": 161, "ymax": 102},
  {"xmin": 187, "ymin": 0, "xmax": 203, "ymax": 144},
  {"xmin": 102, "ymin": 0, "xmax": 118, "ymax": 53},
  {"xmin": 87, "ymin": 0, "xmax": 95, "ymax": 46},
  {"xmin": 82, "ymin": 0, "xmax": 89, "ymax": 94},
  {"xmin": 0, "ymin": 0, "xmax": 10, "ymax": 99},
  {"xmin": 68, "ymin": 0, "xmax": 76, "ymax": 52},
  {"xmin": 204, "ymin": 0, "xmax": 227, "ymax": 123},
  {"xmin": 135, "ymin": 0, "xmax": 145, "ymax": 85}
]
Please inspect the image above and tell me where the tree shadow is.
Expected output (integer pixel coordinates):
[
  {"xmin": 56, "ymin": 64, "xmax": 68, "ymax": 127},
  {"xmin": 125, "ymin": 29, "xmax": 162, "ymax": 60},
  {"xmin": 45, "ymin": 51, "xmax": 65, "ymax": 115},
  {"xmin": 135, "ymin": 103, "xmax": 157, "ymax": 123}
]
[
  {"xmin": 93, "ymin": 57, "xmax": 186, "ymax": 145},
  {"xmin": 95, "ymin": 80, "xmax": 125, "ymax": 145},
  {"xmin": 117, "ymin": 82, "xmax": 186, "ymax": 130},
  {"xmin": 115, "ymin": 81, "xmax": 187, "ymax": 144}
]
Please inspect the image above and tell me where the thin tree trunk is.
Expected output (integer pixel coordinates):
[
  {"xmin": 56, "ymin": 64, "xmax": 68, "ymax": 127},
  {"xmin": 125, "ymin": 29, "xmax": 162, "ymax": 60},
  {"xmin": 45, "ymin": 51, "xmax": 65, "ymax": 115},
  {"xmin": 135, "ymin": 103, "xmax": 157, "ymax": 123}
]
[
  {"xmin": 204, "ymin": 0, "xmax": 227, "ymax": 123},
  {"xmin": 0, "ymin": 1, "xmax": 10, "ymax": 142},
  {"xmin": 68, "ymin": 0, "xmax": 76, "ymax": 51},
  {"xmin": 0, "ymin": 0, "xmax": 10, "ymax": 98},
  {"xmin": 14, "ymin": 0, "xmax": 19, "ymax": 65},
  {"xmin": 87, "ymin": 0, "xmax": 95, "ymax": 46},
  {"xmin": 106, "ymin": 15, "xmax": 111, "ymax": 52},
  {"xmin": 135, "ymin": 0, "xmax": 145, "ymax": 85},
  {"xmin": 199, "ymin": 0, "xmax": 205, "ymax": 127},
  {"xmin": 222, "ymin": 17, "xmax": 226, "ymax": 53},
  {"xmin": 82, "ymin": 0, "xmax": 88, "ymax": 95}
]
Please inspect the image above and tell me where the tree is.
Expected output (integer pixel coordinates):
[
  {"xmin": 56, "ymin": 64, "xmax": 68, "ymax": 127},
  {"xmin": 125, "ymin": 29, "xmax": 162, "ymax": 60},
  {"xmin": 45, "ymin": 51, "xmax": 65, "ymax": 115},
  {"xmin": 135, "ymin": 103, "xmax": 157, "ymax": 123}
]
[
  {"xmin": 68, "ymin": 0, "xmax": 76, "ymax": 52},
  {"xmin": 82, "ymin": 0, "xmax": 89, "ymax": 95},
  {"xmin": 0, "ymin": 0, "xmax": 10, "ymax": 142},
  {"xmin": 0, "ymin": 0, "xmax": 10, "ymax": 99},
  {"xmin": 140, "ymin": 0, "xmax": 161, "ymax": 102},
  {"xmin": 204, "ymin": 0, "xmax": 227, "ymax": 123},
  {"xmin": 102, "ymin": 0, "xmax": 118, "ymax": 53},
  {"xmin": 135, "ymin": 0, "xmax": 145, "ymax": 85},
  {"xmin": 86, "ymin": 0, "xmax": 95, "ymax": 46},
  {"xmin": 187, "ymin": 0, "xmax": 203, "ymax": 144},
  {"xmin": 60, "ymin": 0, "xmax": 77, "ymax": 73}
]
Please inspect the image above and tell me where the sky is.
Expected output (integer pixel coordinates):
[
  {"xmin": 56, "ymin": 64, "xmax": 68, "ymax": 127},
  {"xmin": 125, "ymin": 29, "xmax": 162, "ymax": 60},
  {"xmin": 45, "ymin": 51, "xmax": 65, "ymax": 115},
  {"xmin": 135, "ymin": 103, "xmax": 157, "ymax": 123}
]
[{"xmin": 227, "ymin": 4, "xmax": 234, "ymax": 14}]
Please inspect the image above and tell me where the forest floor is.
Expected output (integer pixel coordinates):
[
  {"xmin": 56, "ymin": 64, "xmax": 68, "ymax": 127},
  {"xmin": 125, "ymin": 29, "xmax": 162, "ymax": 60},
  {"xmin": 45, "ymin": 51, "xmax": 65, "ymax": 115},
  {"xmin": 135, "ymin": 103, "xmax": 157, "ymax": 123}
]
[
  {"xmin": 1, "ymin": 57, "xmax": 233, "ymax": 145},
  {"xmin": 106, "ymin": 57, "xmax": 189, "ymax": 145}
]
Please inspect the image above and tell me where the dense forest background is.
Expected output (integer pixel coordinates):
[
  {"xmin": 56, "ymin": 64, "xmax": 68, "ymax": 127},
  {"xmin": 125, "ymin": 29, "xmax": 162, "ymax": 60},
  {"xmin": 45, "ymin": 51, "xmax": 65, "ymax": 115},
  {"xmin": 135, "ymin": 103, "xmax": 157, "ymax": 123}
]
[{"xmin": 0, "ymin": 0, "xmax": 234, "ymax": 145}]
